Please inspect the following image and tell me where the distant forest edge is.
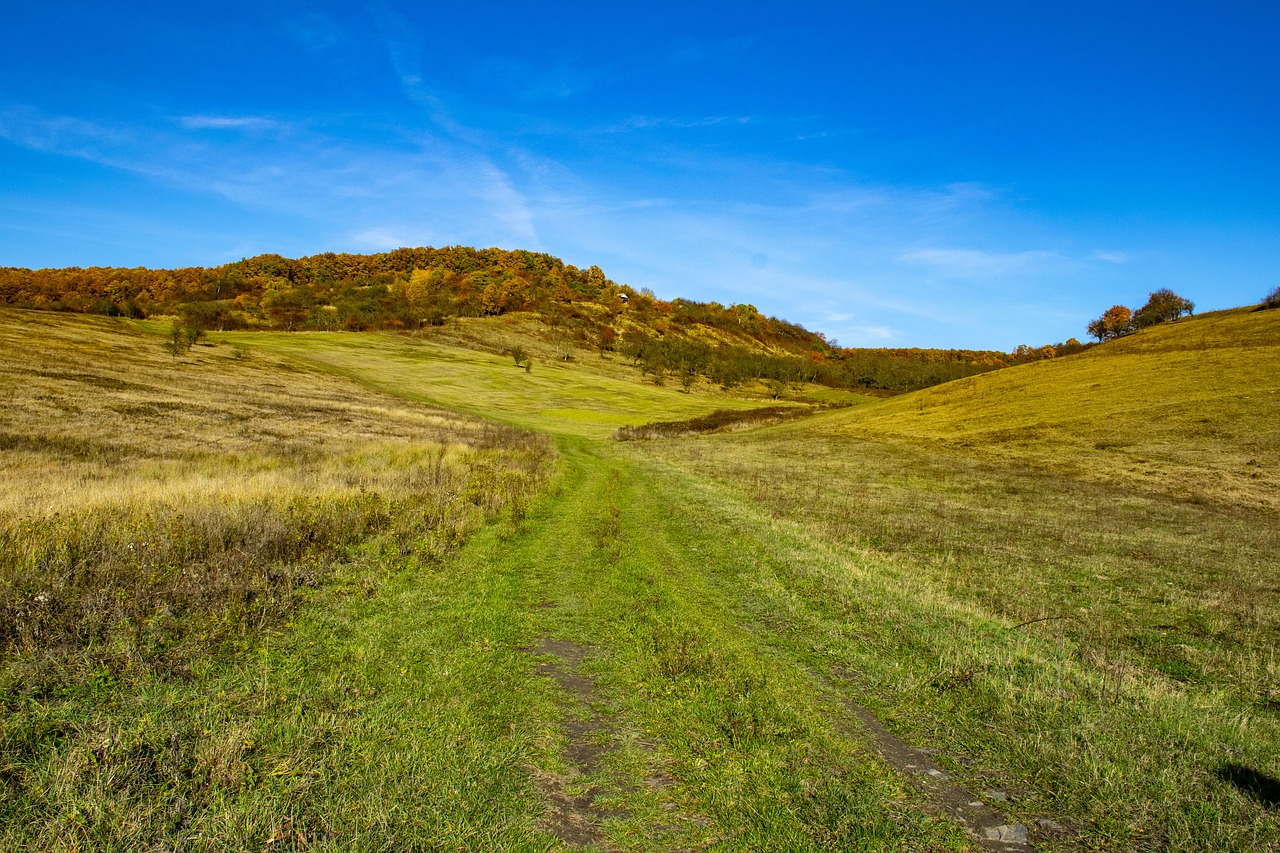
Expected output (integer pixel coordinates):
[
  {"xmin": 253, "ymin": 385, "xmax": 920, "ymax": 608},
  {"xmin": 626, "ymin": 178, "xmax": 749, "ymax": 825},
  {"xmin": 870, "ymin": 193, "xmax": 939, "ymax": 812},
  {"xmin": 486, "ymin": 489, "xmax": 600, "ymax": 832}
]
[{"xmin": 2, "ymin": 246, "xmax": 1087, "ymax": 393}]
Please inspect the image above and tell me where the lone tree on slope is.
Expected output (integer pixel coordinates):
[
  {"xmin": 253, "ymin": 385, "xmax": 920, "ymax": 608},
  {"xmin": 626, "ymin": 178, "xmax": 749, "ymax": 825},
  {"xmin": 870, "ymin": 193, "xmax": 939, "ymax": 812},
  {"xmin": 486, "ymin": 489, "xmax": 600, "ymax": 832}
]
[
  {"xmin": 1133, "ymin": 288, "xmax": 1194, "ymax": 328},
  {"xmin": 1087, "ymin": 304, "xmax": 1133, "ymax": 342}
]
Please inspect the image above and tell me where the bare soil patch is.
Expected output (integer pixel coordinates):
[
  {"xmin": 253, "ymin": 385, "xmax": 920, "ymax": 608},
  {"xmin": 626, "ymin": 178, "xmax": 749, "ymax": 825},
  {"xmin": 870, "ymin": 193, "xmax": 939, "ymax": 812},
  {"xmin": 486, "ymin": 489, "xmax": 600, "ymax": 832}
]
[{"xmin": 531, "ymin": 638, "xmax": 626, "ymax": 848}]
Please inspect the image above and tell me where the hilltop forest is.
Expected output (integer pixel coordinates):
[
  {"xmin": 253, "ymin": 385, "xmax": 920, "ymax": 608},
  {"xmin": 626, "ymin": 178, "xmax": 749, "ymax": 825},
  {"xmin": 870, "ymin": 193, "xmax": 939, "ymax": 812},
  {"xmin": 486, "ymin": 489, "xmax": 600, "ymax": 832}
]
[{"xmin": 0, "ymin": 247, "xmax": 1082, "ymax": 393}]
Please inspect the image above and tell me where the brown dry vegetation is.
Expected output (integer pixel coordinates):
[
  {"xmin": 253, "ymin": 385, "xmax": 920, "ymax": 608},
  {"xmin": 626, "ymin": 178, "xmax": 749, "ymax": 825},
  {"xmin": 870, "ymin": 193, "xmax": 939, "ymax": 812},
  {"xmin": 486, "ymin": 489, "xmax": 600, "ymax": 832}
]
[
  {"xmin": 613, "ymin": 405, "xmax": 823, "ymax": 441},
  {"xmin": 0, "ymin": 308, "xmax": 552, "ymax": 697}
]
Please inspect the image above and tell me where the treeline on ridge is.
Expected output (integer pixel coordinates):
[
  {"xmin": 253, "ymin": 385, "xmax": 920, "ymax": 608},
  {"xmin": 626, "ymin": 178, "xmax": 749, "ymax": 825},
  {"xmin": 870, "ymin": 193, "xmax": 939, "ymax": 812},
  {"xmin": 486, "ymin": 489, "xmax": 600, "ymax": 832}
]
[{"xmin": 0, "ymin": 246, "xmax": 1077, "ymax": 393}]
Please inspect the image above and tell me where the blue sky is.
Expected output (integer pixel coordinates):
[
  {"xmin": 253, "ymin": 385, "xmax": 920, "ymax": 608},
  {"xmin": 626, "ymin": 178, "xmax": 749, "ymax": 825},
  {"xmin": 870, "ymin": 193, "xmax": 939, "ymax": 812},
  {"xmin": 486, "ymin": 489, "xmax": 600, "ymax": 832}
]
[{"xmin": 1, "ymin": 1, "xmax": 1276, "ymax": 349}]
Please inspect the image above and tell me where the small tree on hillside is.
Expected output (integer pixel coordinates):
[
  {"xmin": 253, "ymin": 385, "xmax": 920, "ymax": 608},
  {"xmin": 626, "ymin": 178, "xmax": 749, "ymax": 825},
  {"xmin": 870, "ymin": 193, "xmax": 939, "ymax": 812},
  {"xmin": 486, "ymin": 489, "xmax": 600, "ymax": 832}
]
[
  {"xmin": 1262, "ymin": 285, "xmax": 1280, "ymax": 310},
  {"xmin": 598, "ymin": 325, "xmax": 617, "ymax": 355},
  {"xmin": 1133, "ymin": 288, "xmax": 1194, "ymax": 328},
  {"xmin": 166, "ymin": 318, "xmax": 204, "ymax": 356},
  {"xmin": 1087, "ymin": 305, "xmax": 1133, "ymax": 342}
]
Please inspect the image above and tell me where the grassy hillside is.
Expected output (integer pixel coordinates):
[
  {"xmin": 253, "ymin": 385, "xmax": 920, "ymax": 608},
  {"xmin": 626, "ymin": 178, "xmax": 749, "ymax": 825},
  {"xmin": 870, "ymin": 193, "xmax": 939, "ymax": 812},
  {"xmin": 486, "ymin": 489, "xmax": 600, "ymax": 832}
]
[
  {"xmin": 0, "ymin": 309, "xmax": 554, "ymax": 693},
  {"xmin": 217, "ymin": 325, "xmax": 776, "ymax": 439},
  {"xmin": 631, "ymin": 304, "xmax": 1280, "ymax": 850},
  {"xmin": 4, "ymin": 304, "xmax": 1278, "ymax": 851},
  {"xmin": 812, "ymin": 306, "xmax": 1280, "ymax": 509}
]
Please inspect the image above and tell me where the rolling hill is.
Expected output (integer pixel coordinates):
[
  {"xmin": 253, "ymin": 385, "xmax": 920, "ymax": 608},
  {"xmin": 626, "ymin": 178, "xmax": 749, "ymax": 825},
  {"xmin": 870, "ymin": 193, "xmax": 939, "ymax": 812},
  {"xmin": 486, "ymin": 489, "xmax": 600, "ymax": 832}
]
[
  {"xmin": 2, "ymin": 301, "xmax": 1278, "ymax": 851},
  {"xmin": 803, "ymin": 305, "xmax": 1280, "ymax": 510}
]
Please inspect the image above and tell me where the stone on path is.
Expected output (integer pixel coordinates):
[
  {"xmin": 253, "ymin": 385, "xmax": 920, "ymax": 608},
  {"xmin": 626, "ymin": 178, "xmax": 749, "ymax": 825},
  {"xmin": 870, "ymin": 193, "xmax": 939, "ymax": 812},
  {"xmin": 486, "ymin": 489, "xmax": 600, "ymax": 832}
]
[{"xmin": 984, "ymin": 823, "xmax": 1029, "ymax": 844}]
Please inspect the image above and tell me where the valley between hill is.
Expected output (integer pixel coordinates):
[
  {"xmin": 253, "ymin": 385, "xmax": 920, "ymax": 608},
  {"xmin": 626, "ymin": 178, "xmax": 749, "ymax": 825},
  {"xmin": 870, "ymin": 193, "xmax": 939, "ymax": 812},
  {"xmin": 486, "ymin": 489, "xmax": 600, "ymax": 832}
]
[{"xmin": 2, "ymin": 306, "xmax": 1278, "ymax": 851}]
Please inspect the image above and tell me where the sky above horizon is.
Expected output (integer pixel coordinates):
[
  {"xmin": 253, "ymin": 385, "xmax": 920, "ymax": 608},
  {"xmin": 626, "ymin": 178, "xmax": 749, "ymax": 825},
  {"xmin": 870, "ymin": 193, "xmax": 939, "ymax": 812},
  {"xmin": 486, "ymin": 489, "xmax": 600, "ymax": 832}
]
[{"xmin": 1, "ymin": 1, "xmax": 1277, "ymax": 349}]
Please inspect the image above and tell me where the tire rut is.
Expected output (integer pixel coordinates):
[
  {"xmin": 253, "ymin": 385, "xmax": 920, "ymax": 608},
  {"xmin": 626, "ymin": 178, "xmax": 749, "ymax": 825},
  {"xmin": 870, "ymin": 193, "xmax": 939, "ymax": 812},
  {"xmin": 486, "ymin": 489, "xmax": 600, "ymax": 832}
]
[
  {"xmin": 830, "ymin": 684, "xmax": 1073, "ymax": 850},
  {"xmin": 531, "ymin": 637, "xmax": 626, "ymax": 849}
]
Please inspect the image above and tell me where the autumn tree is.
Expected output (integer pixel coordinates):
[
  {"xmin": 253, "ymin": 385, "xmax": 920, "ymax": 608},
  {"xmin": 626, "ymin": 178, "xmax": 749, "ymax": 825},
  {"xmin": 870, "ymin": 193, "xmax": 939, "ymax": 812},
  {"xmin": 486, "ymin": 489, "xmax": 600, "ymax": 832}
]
[
  {"xmin": 598, "ymin": 325, "xmax": 618, "ymax": 354},
  {"xmin": 1261, "ymin": 285, "xmax": 1280, "ymax": 310},
  {"xmin": 261, "ymin": 284, "xmax": 312, "ymax": 330},
  {"xmin": 1056, "ymin": 337, "xmax": 1085, "ymax": 356},
  {"xmin": 166, "ymin": 318, "xmax": 204, "ymax": 355},
  {"xmin": 1087, "ymin": 305, "xmax": 1133, "ymax": 342}
]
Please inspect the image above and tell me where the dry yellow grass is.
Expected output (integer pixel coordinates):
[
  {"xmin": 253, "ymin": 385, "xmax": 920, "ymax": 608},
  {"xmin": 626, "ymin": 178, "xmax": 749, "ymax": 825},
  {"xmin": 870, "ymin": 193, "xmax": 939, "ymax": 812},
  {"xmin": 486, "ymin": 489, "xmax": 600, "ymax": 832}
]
[
  {"xmin": 0, "ymin": 307, "xmax": 551, "ymax": 689},
  {"xmin": 0, "ymin": 310, "xmax": 513, "ymax": 513},
  {"xmin": 644, "ymin": 306, "xmax": 1280, "ymax": 698},
  {"xmin": 807, "ymin": 306, "xmax": 1280, "ymax": 510}
]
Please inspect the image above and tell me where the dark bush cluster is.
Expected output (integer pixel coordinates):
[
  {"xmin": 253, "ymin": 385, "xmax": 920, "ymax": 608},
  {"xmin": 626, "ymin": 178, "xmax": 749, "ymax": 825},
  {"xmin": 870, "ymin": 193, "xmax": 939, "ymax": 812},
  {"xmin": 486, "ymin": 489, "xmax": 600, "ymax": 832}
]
[{"xmin": 614, "ymin": 405, "xmax": 821, "ymax": 440}]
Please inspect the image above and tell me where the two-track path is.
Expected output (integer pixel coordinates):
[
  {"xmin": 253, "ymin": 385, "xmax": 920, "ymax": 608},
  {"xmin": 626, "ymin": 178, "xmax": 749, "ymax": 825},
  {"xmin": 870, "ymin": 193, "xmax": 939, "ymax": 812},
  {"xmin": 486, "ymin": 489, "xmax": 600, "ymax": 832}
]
[
  {"xmin": 425, "ymin": 437, "xmax": 1037, "ymax": 850},
  {"xmin": 238, "ymin": 333, "xmax": 1048, "ymax": 851}
]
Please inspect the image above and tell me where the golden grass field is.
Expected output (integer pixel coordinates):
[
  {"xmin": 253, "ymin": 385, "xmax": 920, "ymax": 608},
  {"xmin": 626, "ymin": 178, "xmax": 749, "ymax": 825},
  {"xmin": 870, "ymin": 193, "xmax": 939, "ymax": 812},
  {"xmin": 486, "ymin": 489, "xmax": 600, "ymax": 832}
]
[
  {"xmin": 0, "ymin": 309, "xmax": 551, "ymax": 691},
  {"xmin": 813, "ymin": 306, "xmax": 1280, "ymax": 510}
]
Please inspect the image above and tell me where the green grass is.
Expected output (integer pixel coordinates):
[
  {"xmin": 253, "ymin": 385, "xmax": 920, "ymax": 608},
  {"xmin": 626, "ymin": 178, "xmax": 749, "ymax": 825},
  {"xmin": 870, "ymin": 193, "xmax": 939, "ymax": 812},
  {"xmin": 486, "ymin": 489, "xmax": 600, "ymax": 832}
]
[
  {"xmin": 623, "ymin": 306, "xmax": 1280, "ymax": 850},
  {"xmin": 0, "ymin": 309, "xmax": 554, "ymax": 848},
  {"xmin": 5, "ymin": 305, "xmax": 1279, "ymax": 850},
  {"xmin": 220, "ymin": 329, "xmax": 769, "ymax": 439}
]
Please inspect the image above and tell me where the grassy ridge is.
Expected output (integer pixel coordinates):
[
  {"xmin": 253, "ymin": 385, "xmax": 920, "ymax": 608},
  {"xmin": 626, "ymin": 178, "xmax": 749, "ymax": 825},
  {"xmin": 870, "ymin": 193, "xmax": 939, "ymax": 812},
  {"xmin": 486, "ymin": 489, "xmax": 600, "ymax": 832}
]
[
  {"xmin": 815, "ymin": 306, "xmax": 1280, "ymax": 510},
  {"xmin": 629, "ymin": 305, "xmax": 1280, "ymax": 849}
]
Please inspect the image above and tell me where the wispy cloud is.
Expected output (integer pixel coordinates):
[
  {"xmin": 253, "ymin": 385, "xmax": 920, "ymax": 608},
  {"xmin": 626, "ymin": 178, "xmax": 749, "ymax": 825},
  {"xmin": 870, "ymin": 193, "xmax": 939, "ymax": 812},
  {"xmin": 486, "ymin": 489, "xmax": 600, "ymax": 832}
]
[
  {"xmin": 897, "ymin": 247, "xmax": 1060, "ymax": 278},
  {"xmin": 0, "ymin": 106, "xmax": 135, "ymax": 156},
  {"xmin": 1091, "ymin": 249, "xmax": 1132, "ymax": 263},
  {"xmin": 599, "ymin": 115, "xmax": 754, "ymax": 133},
  {"xmin": 178, "ymin": 115, "xmax": 281, "ymax": 131},
  {"xmin": 368, "ymin": 1, "xmax": 421, "ymax": 87},
  {"xmin": 351, "ymin": 226, "xmax": 442, "ymax": 251},
  {"xmin": 792, "ymin": 127, "xmax": 866, "ymax": 142},
  {"xmin": 846, "ymin": 324, "xmax": 897, "ymax": 343},
  {"xmin": 0, "ymin": 102, "xmax": 545, "ymax": 252}
]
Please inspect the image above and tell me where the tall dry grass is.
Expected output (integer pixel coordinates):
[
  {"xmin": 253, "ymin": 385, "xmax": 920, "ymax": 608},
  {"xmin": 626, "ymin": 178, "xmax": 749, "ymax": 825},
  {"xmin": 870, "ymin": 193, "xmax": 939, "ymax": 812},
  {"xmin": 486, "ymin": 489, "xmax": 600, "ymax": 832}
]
[{"xmin": 0, "ymin": 309, "xmax": 552, "ymax": 696}]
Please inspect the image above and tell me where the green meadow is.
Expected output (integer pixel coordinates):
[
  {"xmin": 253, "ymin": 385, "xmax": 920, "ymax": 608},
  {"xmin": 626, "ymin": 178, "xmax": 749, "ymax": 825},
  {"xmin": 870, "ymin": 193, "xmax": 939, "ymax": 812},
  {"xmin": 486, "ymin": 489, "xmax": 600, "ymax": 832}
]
[{"xmin": 2, "ymin": 305, "xmax": 1278, "ymax": 851}]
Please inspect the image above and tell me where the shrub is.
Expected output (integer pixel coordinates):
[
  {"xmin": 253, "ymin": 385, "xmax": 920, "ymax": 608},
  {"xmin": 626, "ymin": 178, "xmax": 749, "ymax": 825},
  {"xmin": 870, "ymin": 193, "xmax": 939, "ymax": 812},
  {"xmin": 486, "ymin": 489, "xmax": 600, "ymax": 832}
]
[{"xmin": 614, "ymin": 406, "xmax": 821, "ymax": 440}]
